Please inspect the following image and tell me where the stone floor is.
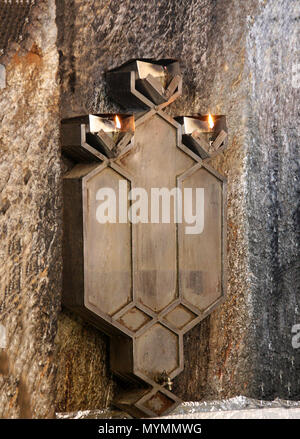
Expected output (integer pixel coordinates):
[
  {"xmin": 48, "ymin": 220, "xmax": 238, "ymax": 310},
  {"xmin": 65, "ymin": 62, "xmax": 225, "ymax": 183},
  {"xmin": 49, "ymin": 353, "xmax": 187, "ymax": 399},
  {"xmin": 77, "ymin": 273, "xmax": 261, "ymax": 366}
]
[
  {"xmin": 161, "ymin": 408, "xmax": 300, "ymax": 419},
  {"xmin": 56, "ymin": 396, "xmax": 300, "ymax": 419}
]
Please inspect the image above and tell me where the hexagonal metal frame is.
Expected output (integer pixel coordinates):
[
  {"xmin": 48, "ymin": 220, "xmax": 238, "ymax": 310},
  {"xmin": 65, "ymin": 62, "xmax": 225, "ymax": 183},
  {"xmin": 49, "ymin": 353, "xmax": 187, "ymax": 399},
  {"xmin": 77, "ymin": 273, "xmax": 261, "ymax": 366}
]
[{"xmin": 61, "ymin": 60, "xmax": 227, "ymax": 417}]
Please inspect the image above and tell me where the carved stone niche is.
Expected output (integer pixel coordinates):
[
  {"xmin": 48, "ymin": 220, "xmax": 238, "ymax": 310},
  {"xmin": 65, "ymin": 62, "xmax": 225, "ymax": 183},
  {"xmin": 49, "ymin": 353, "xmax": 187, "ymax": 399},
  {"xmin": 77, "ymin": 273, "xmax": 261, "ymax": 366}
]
[{"xmin": 61, "ymin": 59, "xmax": 228, "ymax": 418}]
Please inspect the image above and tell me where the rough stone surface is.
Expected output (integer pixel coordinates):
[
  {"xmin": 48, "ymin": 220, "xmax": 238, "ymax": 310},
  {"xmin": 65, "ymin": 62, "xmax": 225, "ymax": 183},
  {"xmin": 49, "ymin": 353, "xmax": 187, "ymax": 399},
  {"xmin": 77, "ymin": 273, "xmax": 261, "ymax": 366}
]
[
  {"xmin": 54, "ymin": 310, "xmax": 115, "ymax": 413},
  {"xmin": 56, "ymin": 396, "xmax": 300, "ymax": 419},
  {"xmin": 56, "ymin": 0, "xmax": 213, "ymax": 119},
  {"xmin": 162, "ymin": 407, "xmax": 300, "ymax": 419},
  {"xmin": 0, "ymin": 0, "xmax": 36, "ymax": 61},
  {"xmin": 174, "ymin": 0, "xmax": 260, "ymax": 400},
  {"xmin": 0, "ymin": 0, "xmax": 299, "ymax": 419},
  {"xmin": 245, "ymin": 0, "xmax": 300, "ymax": 399},
  {"xmin": 0, "ymin": 0, "xmax": 60, "ymax": 418}
]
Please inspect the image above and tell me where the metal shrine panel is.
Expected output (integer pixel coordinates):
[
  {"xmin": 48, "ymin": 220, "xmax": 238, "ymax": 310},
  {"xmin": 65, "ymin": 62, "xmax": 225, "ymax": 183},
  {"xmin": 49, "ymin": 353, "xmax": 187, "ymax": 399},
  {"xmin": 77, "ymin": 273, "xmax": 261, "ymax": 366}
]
[{"xmin": 61, "ymin": 59, "xmax": 228, "ymax": 418}]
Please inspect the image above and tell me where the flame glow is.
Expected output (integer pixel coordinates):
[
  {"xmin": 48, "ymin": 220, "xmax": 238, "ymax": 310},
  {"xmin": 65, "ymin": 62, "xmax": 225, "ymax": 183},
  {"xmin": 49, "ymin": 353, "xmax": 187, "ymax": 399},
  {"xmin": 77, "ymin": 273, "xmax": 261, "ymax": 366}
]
[
  {"xmin": 208, "ymin": 114, "xmax": 214, "ymax": 129},
  {"xmin": 115, "ymin": 115, "xmax": 121, "ymax": 130}
]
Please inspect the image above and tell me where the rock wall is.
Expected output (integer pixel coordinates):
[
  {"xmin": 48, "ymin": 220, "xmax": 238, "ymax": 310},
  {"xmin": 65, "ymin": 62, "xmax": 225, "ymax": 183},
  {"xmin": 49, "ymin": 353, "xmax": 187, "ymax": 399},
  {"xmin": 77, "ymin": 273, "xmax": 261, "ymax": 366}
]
[
  {"xmin": 0, "ymin": 0, "xmax": 61, "ymax": 418},
  {"xmin": 246, "ymin": 0, "xmax": 300, "ymax": 399},
  {"xmin": 0, "ymin": 0, "xmax": 299, "ymax": 418},
  {"xmin": 175, "ymin": 0, "xmax": 260, "ymax": 400}
]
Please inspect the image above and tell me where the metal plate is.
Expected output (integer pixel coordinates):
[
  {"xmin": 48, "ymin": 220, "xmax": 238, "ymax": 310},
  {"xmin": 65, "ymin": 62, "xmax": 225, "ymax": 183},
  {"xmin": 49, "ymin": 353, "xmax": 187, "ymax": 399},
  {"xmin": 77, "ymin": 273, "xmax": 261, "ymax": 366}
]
[
  {"xmin": 83, "ymin": 166, "xmax": 133, "ymax": 317},
  {"xmin": 61, "ymin": 61, "xmax": 227, "ymax": 418}
]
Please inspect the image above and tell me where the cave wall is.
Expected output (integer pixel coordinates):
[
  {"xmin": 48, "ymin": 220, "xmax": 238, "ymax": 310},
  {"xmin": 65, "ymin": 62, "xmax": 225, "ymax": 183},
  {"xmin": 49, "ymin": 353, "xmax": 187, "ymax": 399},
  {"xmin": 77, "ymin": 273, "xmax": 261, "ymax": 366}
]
[
  {"xmin": 245, "ymin": 0, "xmax": 300, "ymax": 399},
  {"xmin": 0, "ymin": 0, "xmax": 299, "ymax": 418},
  {"xmin": 194, "ymin": 0, "xmax": 300, "ymax": 401},
  {"xmin": 0, "ymin": 0, "xmax": 60, "ymax": 418}
]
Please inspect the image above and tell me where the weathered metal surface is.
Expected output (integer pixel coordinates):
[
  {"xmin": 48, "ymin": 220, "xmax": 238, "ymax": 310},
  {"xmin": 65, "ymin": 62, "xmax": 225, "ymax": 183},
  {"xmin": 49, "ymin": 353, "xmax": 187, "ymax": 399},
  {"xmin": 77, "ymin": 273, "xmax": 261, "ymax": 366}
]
[
  {"xmin": 61, "ymin": 60, "xmax": 227, "ymax": 417},
  {"xmin": 84, "ymin": 166, "xmax": 132, "ymax": 317},
  {"xmin": 116, "ymin": 113, "xmax": 194, "ymax": 312},
  {"xmin": 178, "ymin": 165, "xmax": 225, "ymax": 313},
  {"xmin": 106, "ymin": 59, "xmax": 182, "ymax": 110},
  {"xmin": 61, "ymin": 114, "xmax": 134, "ymax": 162},
  {"xmin": 135, "ymin": 323, "xmax": 180, "ymax": 381}
]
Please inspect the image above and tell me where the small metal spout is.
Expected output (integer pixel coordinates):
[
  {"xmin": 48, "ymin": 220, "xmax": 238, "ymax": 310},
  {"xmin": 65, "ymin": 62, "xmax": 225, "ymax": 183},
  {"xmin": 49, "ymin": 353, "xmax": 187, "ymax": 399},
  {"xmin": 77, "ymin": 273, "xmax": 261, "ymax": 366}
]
[{"xmin": 157, "ymin": 370, "xmax": 173, "ymax": 391}]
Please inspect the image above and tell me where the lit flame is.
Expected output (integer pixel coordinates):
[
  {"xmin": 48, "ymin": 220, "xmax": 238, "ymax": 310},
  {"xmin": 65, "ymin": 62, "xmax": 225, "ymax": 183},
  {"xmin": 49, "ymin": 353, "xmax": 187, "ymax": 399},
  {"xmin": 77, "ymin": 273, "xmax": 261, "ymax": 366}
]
[
  {"xmin": 208, "ymin": 114, "xmax": 214, "ymax": 129},
  {"xmin": 115, "ymin": 115, "xmax": 121, "ymax": 130}
]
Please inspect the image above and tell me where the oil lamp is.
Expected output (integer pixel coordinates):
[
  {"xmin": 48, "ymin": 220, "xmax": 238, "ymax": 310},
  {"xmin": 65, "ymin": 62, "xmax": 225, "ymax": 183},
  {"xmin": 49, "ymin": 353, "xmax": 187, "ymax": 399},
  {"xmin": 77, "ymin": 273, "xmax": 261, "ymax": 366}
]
[
  {"xmin": 176, "ymin": 114, "xmax": 227, "ymax": 159},
  {"xmin": 88, "ymin": 114, "xmax": 135, "ymax": 158},
  {"xmin": 106, "ymin": 59, "xmax": 181, "ymax": 108}
]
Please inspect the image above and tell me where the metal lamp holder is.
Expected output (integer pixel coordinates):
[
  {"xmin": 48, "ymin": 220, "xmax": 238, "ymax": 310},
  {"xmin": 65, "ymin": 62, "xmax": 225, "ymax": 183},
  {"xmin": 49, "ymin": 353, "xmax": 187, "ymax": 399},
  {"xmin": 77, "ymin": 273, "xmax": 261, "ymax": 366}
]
[{"xmin": 61, "ymin": 59, "xmax": 228, "ymax": 418}]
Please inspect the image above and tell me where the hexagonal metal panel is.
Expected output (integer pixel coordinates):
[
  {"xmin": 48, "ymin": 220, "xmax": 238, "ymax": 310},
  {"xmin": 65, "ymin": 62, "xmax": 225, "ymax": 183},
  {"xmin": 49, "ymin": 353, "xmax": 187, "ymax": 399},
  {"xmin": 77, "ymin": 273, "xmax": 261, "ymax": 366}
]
[
  {"xmin": 135, "ymin": 323, "xmax": 179, "ymax": 381},
  {"xmin": 61, "ymin": 60, "xmax": 227, "ymax": 418},
  {"xmin": 83, "ymin": 165, "xmax": 133, "ymax": 317},
  {"xmin": 115, "ymin": 112, "xmax": 195, "ymax": 313},
  {"xmin": 178, "ymin": 163, "xmax": 226, "ymax": 313}
]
